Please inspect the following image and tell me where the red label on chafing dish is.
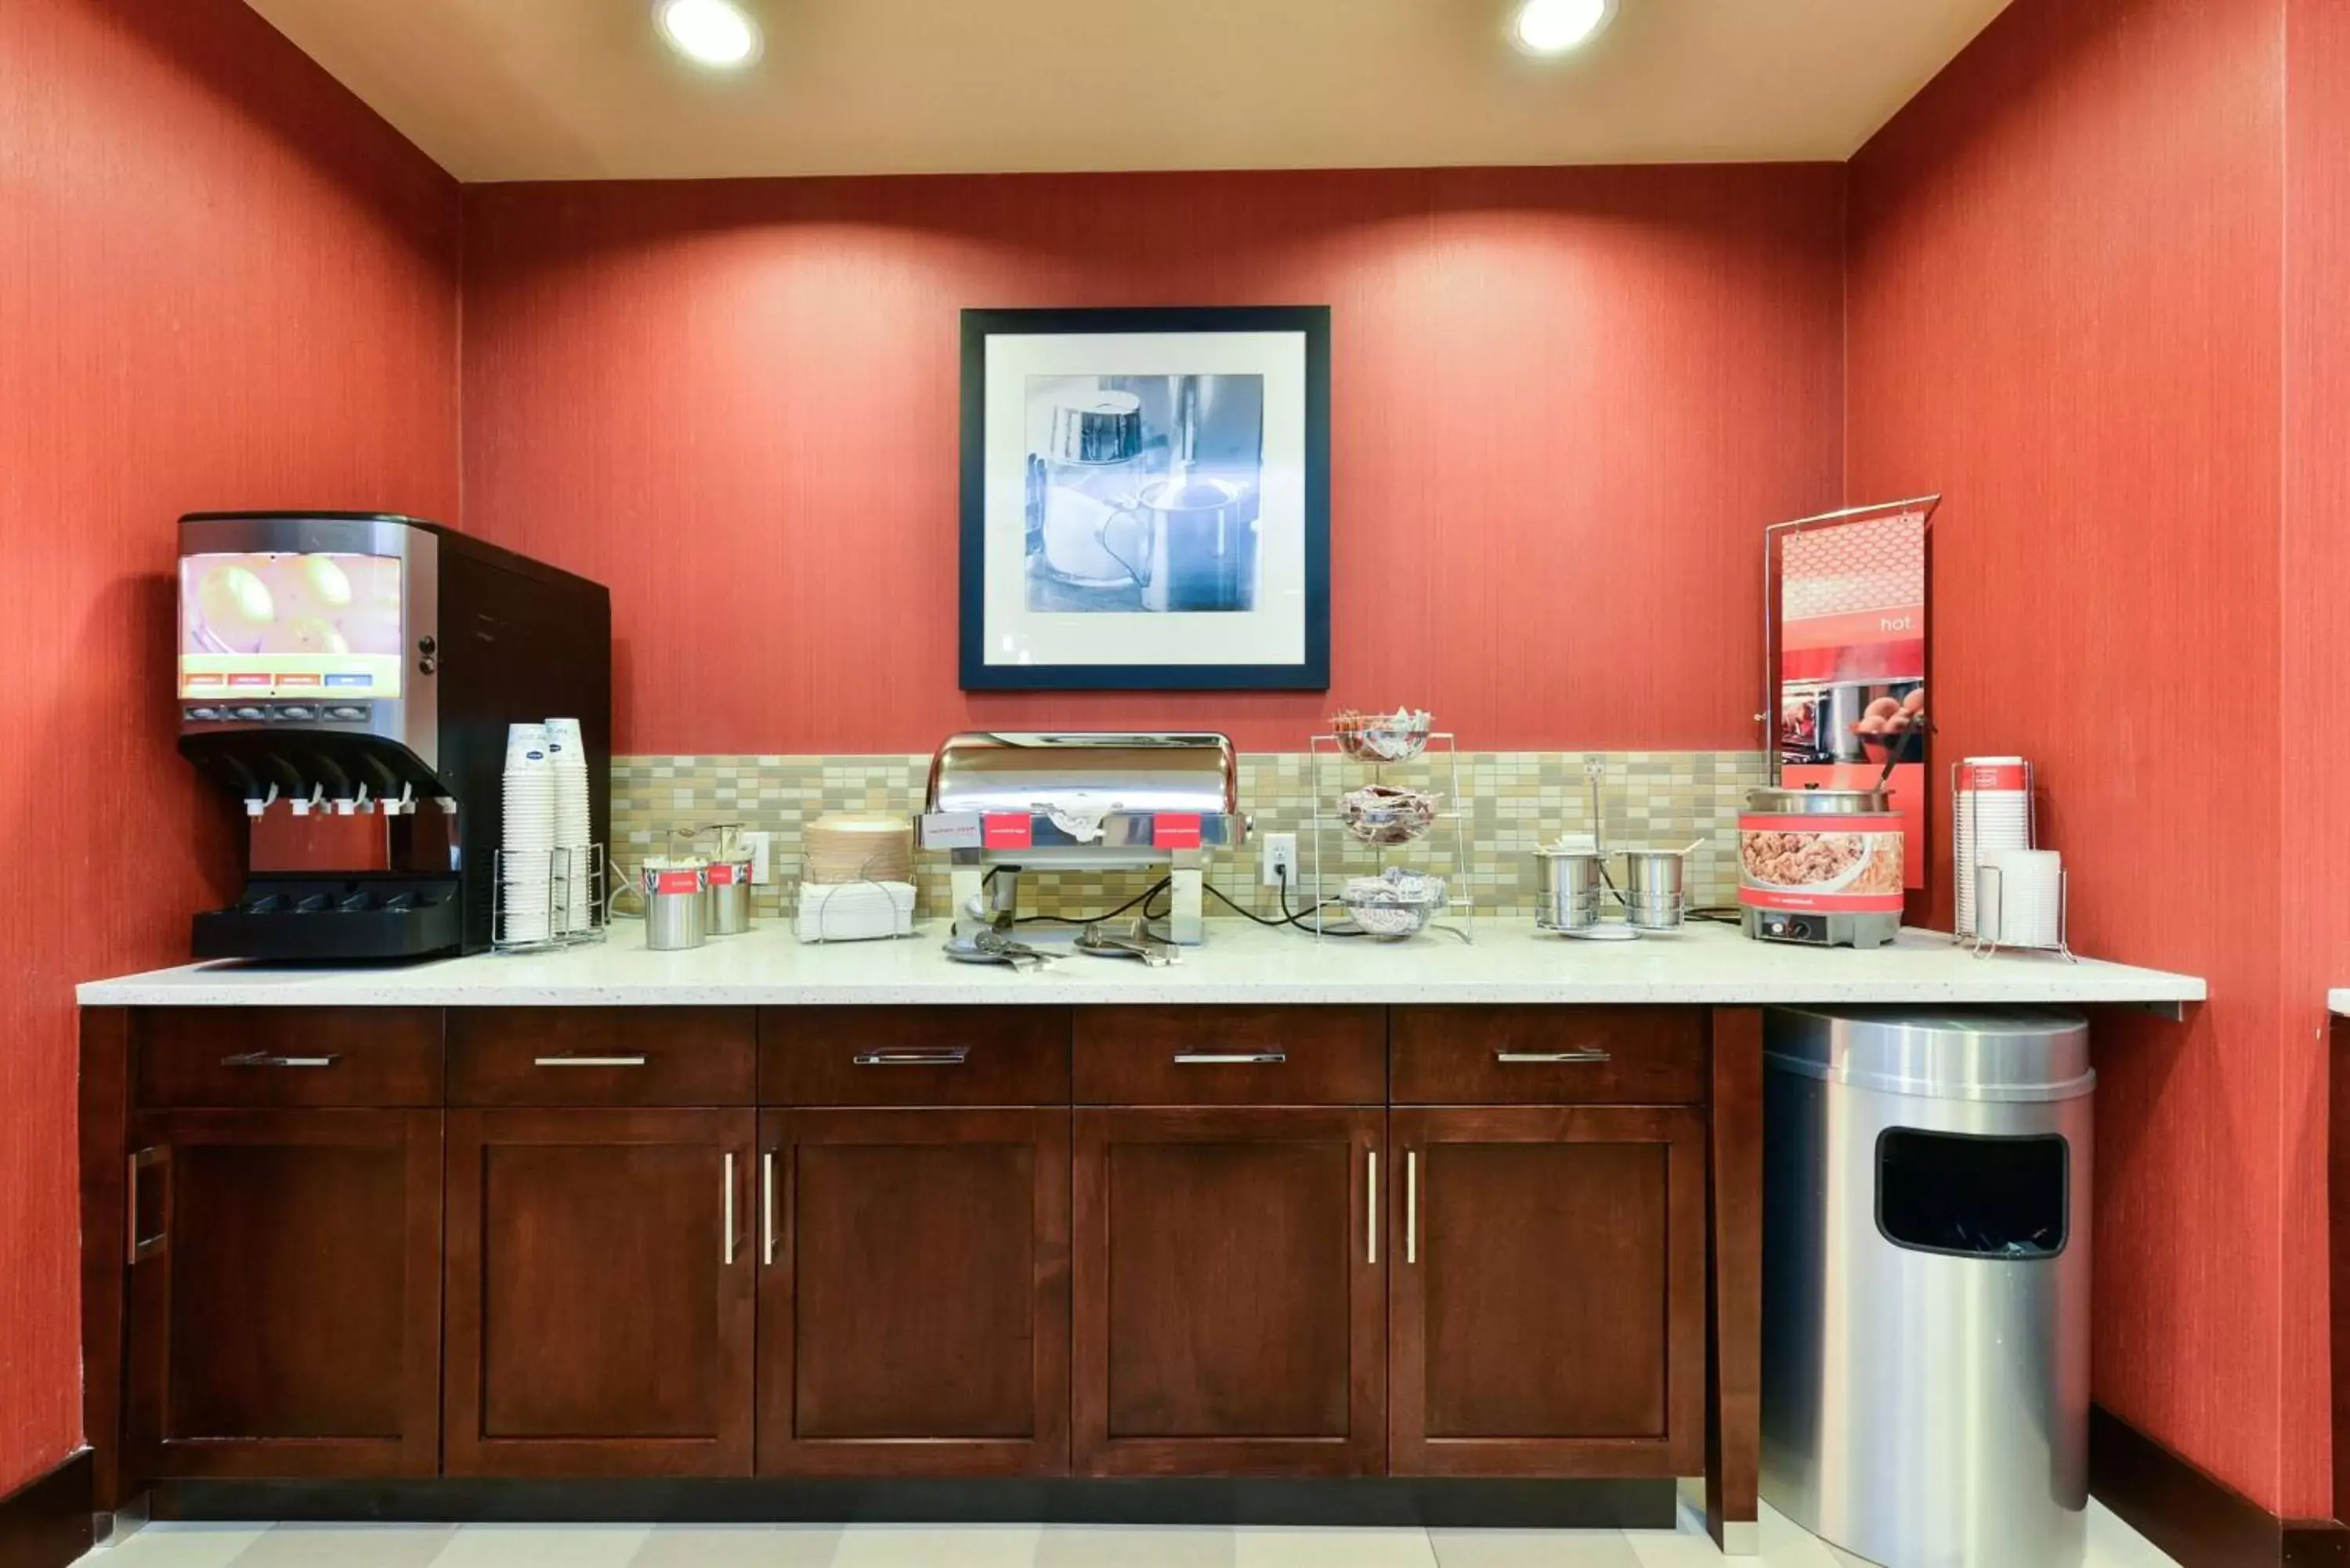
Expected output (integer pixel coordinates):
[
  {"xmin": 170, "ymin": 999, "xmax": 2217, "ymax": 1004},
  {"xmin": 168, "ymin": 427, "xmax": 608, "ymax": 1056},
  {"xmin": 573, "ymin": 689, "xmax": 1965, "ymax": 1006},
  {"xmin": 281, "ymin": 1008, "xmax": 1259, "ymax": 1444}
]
[
  {"xmin": 1154, "ymin": 814, "xmax": 1203, "ymax": 849},
  {"xmin": 982, "ymin": 815, "xmax": 1033, "ymax": 850}
]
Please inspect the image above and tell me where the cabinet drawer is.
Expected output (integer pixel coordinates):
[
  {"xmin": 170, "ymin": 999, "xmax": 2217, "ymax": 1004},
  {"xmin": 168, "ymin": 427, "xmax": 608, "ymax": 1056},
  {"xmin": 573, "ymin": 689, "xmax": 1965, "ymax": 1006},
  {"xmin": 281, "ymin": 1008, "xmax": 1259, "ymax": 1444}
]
[
  {"xmin": 763, "ymin": 1008, "xmax": 1070, "ymax": 1107},
  {"xmin": 1074, "ymin": 1006, "xmax": 1385, "ymax": 1106},
  {"xmin": 448, "ymin": 1010, "xmax": 755, "ymax": 1106},
  {"xmin": 1390, "ymin": 1007, "xmax": 1706, "ymax": 1105},
  {"xmin": 135, "ymin": 1009, "xmax": 443, "ymax": 1107}
]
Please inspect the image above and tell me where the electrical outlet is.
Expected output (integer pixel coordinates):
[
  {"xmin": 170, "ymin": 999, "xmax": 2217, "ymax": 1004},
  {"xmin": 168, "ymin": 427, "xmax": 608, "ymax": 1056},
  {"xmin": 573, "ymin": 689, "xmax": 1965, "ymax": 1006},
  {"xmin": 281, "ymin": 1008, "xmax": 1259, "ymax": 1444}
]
[
  {"xmin": 743, "ymin": 831, "xmax": 774, "ymax": 885},
  {"xmin": 1261, "ymin": 832, "xmax": 1300, "ymax": 888}
]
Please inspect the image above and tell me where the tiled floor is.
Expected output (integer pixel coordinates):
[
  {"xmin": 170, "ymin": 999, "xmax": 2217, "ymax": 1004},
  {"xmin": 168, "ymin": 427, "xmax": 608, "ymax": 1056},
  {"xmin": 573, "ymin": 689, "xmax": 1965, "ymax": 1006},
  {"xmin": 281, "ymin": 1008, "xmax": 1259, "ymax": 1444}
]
[{"xmin": 85, "ymin": 1501, "xmax": 2181, "ymax": 1567}]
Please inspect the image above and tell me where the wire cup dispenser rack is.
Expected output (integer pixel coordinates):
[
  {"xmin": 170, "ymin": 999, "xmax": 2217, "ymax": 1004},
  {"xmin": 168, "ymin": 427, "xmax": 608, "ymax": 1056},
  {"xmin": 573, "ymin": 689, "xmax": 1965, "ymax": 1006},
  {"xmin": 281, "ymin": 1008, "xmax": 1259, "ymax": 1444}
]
[
  {"xmin": 490, "ymin": 844, "xmax": 609, "ymax": 954},
  {"xmin": 1308, "ymin": 729, "xmax": 1475, "ymax": 943},
  {"xmin": 1950, "ymin": 760, "xmax": 2074, "ymax": 962}
]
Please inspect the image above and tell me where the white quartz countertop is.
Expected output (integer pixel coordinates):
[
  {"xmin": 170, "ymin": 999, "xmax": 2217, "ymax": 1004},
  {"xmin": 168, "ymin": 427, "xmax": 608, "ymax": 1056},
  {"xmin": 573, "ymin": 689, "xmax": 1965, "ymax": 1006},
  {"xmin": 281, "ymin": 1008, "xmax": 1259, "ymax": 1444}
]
[{"xmin": 78, "ymin": 920, "xmax": 2207, "ymax": 1010}]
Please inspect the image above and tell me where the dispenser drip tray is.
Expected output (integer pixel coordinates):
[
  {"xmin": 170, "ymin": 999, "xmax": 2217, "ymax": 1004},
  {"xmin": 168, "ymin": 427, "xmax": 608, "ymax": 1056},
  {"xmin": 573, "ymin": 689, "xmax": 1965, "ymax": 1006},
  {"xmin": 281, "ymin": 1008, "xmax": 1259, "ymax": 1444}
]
[{"xmin": 193, "ymin": 876, "xmax": 461, "ymax": 963}]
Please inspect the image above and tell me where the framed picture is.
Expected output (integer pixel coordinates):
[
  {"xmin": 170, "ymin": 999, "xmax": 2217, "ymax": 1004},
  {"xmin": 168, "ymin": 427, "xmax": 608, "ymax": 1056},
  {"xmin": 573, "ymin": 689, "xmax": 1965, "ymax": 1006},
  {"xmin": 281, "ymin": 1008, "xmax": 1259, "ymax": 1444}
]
[{"xmin": 959, "ymin": 305, "xmax": 1331, "ymax": 691}]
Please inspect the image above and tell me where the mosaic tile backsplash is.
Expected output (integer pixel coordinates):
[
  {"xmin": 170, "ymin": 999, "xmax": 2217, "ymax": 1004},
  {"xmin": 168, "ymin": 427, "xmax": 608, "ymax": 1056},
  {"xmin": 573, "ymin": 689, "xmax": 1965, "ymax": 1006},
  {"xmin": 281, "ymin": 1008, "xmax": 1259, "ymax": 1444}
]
[{"xmin": 613, "ymin": 752, "xmax": 1770, "ymax": 923}]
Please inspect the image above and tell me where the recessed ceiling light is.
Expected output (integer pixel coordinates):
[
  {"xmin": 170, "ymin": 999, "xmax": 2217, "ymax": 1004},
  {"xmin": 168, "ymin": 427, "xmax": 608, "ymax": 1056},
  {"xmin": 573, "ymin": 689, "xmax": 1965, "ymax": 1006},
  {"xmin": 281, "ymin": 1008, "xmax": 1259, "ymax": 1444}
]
[
  {"xmin": 657, "ymin": 0, "xmax": 761, "ymax": 67},
  {"xmin": 1512, "ymin": 0, "xmax": 1616, "ymax": 56}
]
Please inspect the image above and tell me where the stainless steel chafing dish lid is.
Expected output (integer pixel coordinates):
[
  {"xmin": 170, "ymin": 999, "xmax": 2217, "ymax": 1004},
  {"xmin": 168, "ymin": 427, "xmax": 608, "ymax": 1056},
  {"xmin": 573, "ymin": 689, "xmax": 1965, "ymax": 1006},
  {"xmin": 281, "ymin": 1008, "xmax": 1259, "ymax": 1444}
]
[
  {"xmin": 918, "ymin": 732, "xmax": 1246, "ymax": 852},
  {"xmin": 927, "ymin": 732, "xmax": 1239, "ymax": 815}
]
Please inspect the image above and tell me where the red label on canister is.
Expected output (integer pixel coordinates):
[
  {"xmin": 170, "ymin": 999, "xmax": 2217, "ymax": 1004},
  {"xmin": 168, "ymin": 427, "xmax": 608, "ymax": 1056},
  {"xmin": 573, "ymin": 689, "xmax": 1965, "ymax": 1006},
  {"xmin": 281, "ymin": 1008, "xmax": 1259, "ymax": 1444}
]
[
  {"xmin": 1154, "ymin": 813, "xmax": 1203, "ymax": 849},
  {"xmin": 646, "ymin": 869, "xmax": 706, "ymax": 896},
  {"xmin": 982, "ymin": 814, "xmax": 1034, "ymax": 850},
  {"xmin": 1959, "ymin": 760, "xmax": 2028, "ymax": 792},
  {"xmin": 707, "ymin": 862, "xmax": 750, "ymax": 887}
]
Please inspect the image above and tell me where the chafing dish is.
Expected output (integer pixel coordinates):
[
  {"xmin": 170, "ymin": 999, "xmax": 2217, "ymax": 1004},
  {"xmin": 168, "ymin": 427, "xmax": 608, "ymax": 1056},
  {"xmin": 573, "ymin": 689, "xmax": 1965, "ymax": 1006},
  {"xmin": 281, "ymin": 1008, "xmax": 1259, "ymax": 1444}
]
[{"xmin": 916, "ymin": 732, "xmax": 1247, "ymax": 945}]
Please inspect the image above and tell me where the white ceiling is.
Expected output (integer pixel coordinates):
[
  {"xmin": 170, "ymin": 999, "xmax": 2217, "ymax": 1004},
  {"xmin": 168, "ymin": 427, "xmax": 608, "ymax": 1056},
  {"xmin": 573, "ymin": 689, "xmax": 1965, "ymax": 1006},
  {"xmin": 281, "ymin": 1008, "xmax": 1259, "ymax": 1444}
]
[{"xmin": 244, "ymin": 0, "xmax": 2013, "ymax": 182}]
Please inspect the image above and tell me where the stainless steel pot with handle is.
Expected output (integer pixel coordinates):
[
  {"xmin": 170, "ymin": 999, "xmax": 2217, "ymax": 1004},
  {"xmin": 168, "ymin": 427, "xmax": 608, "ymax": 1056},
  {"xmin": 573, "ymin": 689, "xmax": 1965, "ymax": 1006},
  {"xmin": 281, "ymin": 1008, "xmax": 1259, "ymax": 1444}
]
[
  {"xmin": 1535, "ymin": 847, "xmax": 1607, "ymax": 931},
  {"xmin": 1618, "ymin": 849, "xmax": 1689, "ymax": 931}
]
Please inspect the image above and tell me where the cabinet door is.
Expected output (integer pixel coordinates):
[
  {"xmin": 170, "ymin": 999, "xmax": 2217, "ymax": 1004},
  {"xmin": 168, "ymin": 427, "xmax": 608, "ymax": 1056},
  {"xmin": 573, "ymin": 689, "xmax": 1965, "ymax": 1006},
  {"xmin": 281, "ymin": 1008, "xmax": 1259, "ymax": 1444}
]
[
  {"xmin": 125, "ymin": 1109, "xmax": 442, "ymax": 1479},
  {"xmin": 444, "ymin": 1108, "xmax": 755, "ymax": 1476},
  {"xmin": 759, "ymin": 1108, "xmax": 1069, "ymax": 1476},
  {"xmin": 1390, "ymin": 1106, "xmax": 1706, "ymax": 1477},
  {"xmin": 1073, "ymin": 1107, "xmax": 1384, "ymax": 1476}
]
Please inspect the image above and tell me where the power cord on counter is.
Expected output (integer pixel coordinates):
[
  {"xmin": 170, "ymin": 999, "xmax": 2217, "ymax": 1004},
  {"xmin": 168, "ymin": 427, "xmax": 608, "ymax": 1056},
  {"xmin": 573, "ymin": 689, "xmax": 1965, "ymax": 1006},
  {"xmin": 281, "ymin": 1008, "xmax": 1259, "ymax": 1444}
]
[
  {"xmin": 1204, "ymin": 866, "xmax": 1366, "ymax": 936},
  {"xmin": 1010, "ymin": 876, "xmax": 1172, "ymax": 927},
  {"xmin": 983, "ymin": 865, "xmax": 1361, "ymax": 934}
]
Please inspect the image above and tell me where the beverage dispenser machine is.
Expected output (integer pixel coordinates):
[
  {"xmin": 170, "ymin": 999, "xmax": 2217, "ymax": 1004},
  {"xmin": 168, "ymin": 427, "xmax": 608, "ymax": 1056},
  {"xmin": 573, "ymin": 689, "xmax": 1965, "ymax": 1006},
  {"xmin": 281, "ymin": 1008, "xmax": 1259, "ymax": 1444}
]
[{"xmin": 177, "ymin": 511, "xmax": 610, "ymax": 960}]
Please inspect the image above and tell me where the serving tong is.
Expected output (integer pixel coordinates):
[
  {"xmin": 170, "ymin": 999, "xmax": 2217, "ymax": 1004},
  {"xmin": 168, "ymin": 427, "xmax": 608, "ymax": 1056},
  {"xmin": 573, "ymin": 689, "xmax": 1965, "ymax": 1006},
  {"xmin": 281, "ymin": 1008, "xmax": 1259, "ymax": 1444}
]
[
  {"xmin": 942, "ymin": 927, "xmax": 1057, "ymax": 971},
  {"xmin": 1076, "ymin": 916, "xmax": 1179, "ymax": 967}
]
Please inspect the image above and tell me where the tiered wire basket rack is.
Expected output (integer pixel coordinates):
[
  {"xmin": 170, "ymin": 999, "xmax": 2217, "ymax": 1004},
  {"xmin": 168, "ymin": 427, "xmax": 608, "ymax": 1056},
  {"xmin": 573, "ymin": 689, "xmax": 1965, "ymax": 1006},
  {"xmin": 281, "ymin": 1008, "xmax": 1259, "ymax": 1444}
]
[{"xmin": 1307, "ymin": 729, "xmax": 1475, "ymax": 944}]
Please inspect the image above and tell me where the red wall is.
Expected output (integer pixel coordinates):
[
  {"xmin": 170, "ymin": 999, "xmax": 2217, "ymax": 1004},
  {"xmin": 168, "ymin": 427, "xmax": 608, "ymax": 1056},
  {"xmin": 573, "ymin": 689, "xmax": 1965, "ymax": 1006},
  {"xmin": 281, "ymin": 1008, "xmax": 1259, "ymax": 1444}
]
[
  {"xmin": 461, "ymin": 166, "xmax": 1846, "ymax": 755},
  {"xmin": 0, "ymin": 0, "xmax": 460, "ymax": 1495},
  {"xmin": 2285, "ymin": 0, "xmax": 2350, "ymax": 1516},
  {"xmin": 1847, "ymin": 0, "xmax": 2314, "ymax": 1513}
]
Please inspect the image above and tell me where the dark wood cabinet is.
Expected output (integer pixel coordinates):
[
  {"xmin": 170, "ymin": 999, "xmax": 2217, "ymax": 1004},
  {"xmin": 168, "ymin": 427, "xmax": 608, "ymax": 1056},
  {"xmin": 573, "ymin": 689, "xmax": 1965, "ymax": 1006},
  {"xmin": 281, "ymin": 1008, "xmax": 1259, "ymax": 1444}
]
[
  {"xmin": 85, "ymin": 999, "xmax": 1759, "ymax": 1523},
  {"xmin": 124, "ymin": 1107, "xmax": 442, "ymax": 1478},
  {"xmin": 443, "ymin": 1107, "xmax": 757, "ymax": 1476},
  {"xmin": 757, "ymin": 1107, "xmax": 1070, "ymax": 1476},
  {"xmin": 1387, "ymin": 1105, "xmax": 1707, "ymax": 1476},
  {"xmin": 1072, "ymin": 1107, "xmax": 1385, "ymax": 1476},
  {"xmin": 1074, "ymin": 1006, "xmax": 1386, "ymax": 1107},
  {"xmin": 134, "ymin": 1009, "xmax": 443, "ymax": 1107},
  {"xmin": 448, "ymin": 1008, "xmax": 755, "ymax": 1107}
]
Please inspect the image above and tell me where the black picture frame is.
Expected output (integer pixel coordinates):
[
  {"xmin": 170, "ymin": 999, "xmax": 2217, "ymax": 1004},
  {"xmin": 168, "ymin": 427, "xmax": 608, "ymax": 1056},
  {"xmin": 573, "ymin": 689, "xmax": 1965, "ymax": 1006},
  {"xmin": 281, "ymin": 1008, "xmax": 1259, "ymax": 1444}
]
[{"xmin": 958, "ymin": 305, "xmax": 1332, "ymax": 692}]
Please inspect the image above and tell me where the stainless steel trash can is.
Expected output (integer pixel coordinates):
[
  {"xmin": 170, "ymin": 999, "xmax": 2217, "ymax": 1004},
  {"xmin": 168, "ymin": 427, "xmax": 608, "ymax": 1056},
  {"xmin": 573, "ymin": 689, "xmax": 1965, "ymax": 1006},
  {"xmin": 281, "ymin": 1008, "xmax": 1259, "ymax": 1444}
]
[{"xmin": 1762, "ymin": 1006, "xmax": 2092, "ymax": 1568}]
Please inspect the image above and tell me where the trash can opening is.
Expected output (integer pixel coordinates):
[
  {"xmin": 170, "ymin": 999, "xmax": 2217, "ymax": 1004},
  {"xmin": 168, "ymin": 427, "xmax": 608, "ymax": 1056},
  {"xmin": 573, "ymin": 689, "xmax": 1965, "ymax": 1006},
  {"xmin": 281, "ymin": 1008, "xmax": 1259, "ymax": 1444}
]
[{"xmin": 1875, "ymin": 1129, "xmax": 2069, "ymax": 1259}]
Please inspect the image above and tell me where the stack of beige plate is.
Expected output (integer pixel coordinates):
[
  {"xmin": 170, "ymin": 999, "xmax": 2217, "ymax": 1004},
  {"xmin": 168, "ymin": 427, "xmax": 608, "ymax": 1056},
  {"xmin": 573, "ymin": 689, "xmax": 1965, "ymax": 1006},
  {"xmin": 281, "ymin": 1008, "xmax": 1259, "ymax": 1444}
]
[{"xmin": 804, "ymin": 813, "xmax": 914, "ymax": 885}]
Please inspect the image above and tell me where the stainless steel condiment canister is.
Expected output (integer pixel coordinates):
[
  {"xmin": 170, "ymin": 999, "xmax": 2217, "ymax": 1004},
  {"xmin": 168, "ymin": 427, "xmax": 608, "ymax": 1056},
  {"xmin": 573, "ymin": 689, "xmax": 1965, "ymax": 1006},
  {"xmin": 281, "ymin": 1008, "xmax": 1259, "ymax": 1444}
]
[
  {"xmin": 1618, "ymin": 850, "xmax": 1689, "ymax": 931},
  {"xmin": 1534, "ymin": 847, "xmax": 1607, "ymax": 931},
  {"xmin": 641, "ymin": 858, "xmax": 710, "ymax": 951},
  {"xmin": 707, "ymin": 856, "xmax": 754, "ymax": 936}
]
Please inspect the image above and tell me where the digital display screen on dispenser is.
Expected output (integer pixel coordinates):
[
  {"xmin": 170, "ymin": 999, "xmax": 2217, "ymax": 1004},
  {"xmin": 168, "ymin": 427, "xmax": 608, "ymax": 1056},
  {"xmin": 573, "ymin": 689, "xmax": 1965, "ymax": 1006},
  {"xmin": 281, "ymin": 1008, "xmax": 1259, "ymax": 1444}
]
[{"xmin": 179, "ymin": 551, "xmax": 404, "ymax": 701}]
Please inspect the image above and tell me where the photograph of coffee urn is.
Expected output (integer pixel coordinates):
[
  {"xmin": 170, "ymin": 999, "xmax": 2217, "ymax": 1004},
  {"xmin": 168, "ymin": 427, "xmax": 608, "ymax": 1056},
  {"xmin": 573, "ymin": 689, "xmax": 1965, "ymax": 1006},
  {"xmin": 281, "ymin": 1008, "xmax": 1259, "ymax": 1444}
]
[
  {"xmin": 1025, "ymin": 372, "xmax": 1264, "ymax": 615},
  {"xmin": 959, "ymin": 305, "xmax": 1331, "ymax": 692}
]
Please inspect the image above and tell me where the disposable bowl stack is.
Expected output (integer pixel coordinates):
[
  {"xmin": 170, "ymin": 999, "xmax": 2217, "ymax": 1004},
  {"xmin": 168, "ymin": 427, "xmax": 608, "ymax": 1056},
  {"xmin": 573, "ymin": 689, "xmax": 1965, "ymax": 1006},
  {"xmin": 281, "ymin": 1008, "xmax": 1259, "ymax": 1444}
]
[
  {"xmin": 804, "ymin": 814, "xmax": 914, "ymax": 886},
  {"xmin": 544, "ymin": 717, "xmax": 593, "ymax": 932},
  {"xmin": 501, "ymin": 724, "xmax": 555, "ymax": 945},
  {"xmin": 1954, "ymin": 757, "xmax": 2031, "ymax": 938}
]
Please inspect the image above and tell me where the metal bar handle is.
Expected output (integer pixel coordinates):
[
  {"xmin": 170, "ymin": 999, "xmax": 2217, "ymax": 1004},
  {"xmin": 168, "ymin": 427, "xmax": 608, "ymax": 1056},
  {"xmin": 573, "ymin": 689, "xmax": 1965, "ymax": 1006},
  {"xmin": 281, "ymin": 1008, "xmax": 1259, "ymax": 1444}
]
[
  {"xmin": 852, "ymin": 1049, "xmax": 971, "ymax": 1067},
  {"xmin": 1495, "ymin": 1050, "xmax": 1612, "ymax": 1064},
  {"xmin": 761, "ymin": 1151, "xmax": 777, "ymax": 1267},
  {"xmin": 722, "ymin": 1151, "xmax": 736, "ymax": 1266},
  {"xmin": 1405, "ymin": 1150, "xmax": 1418, "ymax": 1266},
  {"xmin": 126, "ymin": 1146, "xmax": 171, "ymax": 1265},
  {"xmin": 1366, "ymin": 1149, "xmax": 1378, "ymax": 1266},
  {"xmin": 221, "ymin": 1053, "xmax": 338, "ymax": 1068},
  {"xmin": 533, "ymin": 1055, "xmax": 649, "ymax": 1068},
  {"xmin": 1173, "ymin": 1052, "xmax": 1288, "ymax": 1065}
]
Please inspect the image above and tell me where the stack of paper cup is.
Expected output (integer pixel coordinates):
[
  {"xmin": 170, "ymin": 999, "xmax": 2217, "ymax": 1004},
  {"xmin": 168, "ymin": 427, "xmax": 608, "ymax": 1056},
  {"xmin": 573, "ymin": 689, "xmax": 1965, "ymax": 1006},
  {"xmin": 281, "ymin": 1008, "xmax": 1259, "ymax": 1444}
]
[
  {"xmin": 544, "ymin": 717, "xmax": 592, "ymax": 933},
  {"xmin": 501, "ymin": 724, "xmax": 556, "ymax": 945},
  {"xmin": 1979, "ymin": 848, "xmax": 2063, "ymax": 948},
  {"xmin": 1954, "ymin": 757, "xmax": 2032, "ymax": 937}
]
